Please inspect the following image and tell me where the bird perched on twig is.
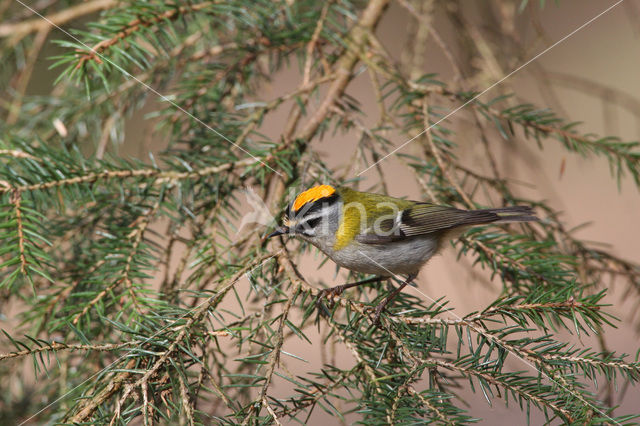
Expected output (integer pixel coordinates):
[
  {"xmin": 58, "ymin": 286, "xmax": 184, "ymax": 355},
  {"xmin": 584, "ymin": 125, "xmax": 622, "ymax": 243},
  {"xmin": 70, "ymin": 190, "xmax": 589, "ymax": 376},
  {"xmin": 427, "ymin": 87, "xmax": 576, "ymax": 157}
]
[{"xmin": 268, "ymin": 185, "xmax": 537, "ymax": 323}]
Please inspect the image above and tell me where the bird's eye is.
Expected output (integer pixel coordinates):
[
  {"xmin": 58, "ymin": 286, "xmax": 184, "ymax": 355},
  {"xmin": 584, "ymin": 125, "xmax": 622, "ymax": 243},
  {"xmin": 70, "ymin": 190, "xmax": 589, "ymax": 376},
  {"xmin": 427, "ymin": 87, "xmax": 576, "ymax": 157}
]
[{"xmin": 304, "ymin": 217, "xmax": 321, "ymax": 230}]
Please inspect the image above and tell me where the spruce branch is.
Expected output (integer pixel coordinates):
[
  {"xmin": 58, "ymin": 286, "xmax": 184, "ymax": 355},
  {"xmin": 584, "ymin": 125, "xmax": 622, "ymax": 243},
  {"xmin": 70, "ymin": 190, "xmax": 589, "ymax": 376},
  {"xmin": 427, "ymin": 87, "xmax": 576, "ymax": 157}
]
[
  {"xmin": 0, "ymin": 338, "xmax": 133, "ymax": 361},
  {"xmin": 64, "ymin": 251, "xmax": 276, "ymax": 423},
  {"xmin": 0, "ymin": 157, "xmax": 256, "ymax": 194},
  {"xmin": 2, "ymin": 1, "xmax": 639, "ymax": 424},
  {"xmin": 474, "ymin": 98, "xmax": 640, "ymax": 186},
  {"xmin": 73, "ymin": 2, "xmax": 216, "ymax": 69},
  {"xmin": 70, "ymin": 198, "xmax": 161, "ymax": 324},
  {"xmin": 380, "ymin": 317, "xmax": 577, "ymax": 422},
  {"xmin": 241, "ymin": 286, "xmax": 298, "ymax": 424}
]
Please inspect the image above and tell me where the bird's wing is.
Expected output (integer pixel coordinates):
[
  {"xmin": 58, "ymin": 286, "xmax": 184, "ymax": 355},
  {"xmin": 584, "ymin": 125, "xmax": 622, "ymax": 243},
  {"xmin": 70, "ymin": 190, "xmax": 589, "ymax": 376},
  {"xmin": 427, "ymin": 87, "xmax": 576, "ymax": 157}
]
[
  {"xmin": 355, "ymin": 203, "xmax": 499, "ymax": 244},
  {"xmin": 398, "ymin": 204, "xmax": 500, "ymax": 236}
]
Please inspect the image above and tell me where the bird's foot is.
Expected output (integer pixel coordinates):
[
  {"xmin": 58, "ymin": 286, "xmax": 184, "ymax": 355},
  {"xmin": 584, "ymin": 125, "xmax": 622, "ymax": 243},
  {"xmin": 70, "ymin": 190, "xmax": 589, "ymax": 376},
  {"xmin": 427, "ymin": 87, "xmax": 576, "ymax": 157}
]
[
  {"xmin": 317, "ymin": 285, "xmax": 346, "ymax": 301},
  {"xmin": 315, "ymin": 285, "xmax": 346, "ymax": 316},
  {"xmin": 314, "ymin": 276, "xmax": 388, "ymax": 319},
  {"xmin": 371, "ymin": 303, "xmax": 387, "ymax": 326}
]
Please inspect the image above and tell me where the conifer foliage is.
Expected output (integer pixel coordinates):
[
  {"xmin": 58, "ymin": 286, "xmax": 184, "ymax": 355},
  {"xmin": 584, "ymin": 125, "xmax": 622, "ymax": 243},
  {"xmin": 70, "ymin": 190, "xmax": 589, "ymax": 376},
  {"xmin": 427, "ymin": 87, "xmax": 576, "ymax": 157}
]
[{"xmin": 1, "ymin": 1, "xmax": 640, "ymax": 424}]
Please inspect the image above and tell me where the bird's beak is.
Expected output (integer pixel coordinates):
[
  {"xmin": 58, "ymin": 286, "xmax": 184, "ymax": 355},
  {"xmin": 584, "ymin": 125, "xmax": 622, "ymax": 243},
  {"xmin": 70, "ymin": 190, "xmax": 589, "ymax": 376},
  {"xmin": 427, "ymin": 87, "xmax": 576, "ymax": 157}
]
[{"xmin": 267, "ymin": 226, "xmax": 288, "ymax": 238}]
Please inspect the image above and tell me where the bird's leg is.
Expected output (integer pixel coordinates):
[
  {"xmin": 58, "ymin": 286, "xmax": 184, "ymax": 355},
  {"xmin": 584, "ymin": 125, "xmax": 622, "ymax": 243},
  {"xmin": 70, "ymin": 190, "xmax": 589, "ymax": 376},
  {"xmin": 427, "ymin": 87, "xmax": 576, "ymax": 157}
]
[
  {"xmin": 372, "ymin": 273, "xmax": 417, "ymax": 324},
  {"xmin": 316, "ymin": 276, "xmax": 385, "ymax": 316},
  {"xmin": 317, "ymin": 276, "xmax": 384, "ymax": 300}
]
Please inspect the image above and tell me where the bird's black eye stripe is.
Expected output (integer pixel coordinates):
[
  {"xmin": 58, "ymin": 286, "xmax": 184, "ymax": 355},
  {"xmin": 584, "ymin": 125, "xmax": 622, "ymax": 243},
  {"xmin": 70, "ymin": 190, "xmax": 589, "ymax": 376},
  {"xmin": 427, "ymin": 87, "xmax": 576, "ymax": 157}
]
[{"xmin": 304, "ymin": 217, "xmax": 322, "ymax": 229}]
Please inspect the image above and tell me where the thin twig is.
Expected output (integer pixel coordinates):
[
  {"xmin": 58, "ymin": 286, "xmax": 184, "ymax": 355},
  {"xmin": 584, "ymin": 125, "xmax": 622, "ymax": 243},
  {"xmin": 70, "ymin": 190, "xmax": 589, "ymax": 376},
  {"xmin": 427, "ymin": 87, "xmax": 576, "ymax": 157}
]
[
  {"xmin": 0, "ymin": 340, "xmax": 134, "ymax": 361},
  {"xmin": 0, "ymin": 0, "xmax": 116, "ymax": 44},
  {"xmin": 302, "ymin": 2, "xmax": 330, "ymax": 87},
  {"xmin": 10, "ymin": 190, "xmax": 27, "ymax": 274}
]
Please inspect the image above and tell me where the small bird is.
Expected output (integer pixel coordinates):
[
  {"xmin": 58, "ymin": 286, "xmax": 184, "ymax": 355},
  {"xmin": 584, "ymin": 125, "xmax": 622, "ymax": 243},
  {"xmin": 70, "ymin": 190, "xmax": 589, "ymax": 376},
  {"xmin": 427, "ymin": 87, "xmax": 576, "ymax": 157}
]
[{"xmin": 268, "ymin": 185, "xmax": 537, "ymax": 321}]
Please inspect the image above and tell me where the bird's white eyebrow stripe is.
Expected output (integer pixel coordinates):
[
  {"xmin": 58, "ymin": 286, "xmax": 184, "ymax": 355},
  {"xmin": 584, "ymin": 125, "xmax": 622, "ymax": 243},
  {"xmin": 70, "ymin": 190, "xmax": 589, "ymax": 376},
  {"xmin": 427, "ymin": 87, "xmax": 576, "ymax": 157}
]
[
  {"xmin": 294, "ymin": 212, "xmax": 325, "ymax": 224},
  {"xmin": 292, "ymin": 203, "xmax": 336, "ymax": 221}
]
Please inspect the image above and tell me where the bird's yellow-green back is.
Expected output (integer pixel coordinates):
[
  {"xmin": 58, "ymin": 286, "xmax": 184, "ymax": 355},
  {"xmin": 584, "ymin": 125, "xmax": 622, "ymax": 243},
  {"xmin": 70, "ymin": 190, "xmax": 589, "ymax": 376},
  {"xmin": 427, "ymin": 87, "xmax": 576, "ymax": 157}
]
[{"xmin": 334, "ymin": 187, "xmax": 414, "ymax": 250}]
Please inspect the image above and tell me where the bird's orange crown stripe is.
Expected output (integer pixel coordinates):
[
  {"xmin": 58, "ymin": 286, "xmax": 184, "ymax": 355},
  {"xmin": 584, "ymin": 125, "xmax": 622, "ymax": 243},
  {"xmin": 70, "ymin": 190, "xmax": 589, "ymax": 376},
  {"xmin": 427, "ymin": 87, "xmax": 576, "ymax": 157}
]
[{"xmin": 293, "ymin": 185, "xmax": 335, "ymax": 211}]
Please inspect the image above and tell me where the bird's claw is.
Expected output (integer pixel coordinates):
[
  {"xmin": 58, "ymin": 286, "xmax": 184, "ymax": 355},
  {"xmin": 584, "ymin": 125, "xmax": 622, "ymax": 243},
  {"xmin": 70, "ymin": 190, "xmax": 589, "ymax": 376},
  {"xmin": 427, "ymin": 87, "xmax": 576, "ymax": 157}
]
[
  {"xmin": 317, "ymin": 286, "xmax": 345, "ymax": 301},
  {"xmin": 315, "ymin": 286, "xmax": 345, "ymax": 316},
  {"xmin": 369, "ymin": 303, "xmax": 386, "ymax": 327}
]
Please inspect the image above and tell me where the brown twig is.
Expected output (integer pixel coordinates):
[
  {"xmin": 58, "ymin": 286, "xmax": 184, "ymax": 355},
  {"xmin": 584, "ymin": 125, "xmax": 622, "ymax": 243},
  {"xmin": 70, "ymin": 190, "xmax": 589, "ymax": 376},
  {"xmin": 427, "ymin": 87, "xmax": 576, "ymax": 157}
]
[
  {"xmin": 178, "ymin": 373, "xmax": 195, "ymax": 426},
  {"xmin": 64, "ymin": 358, "xmax": 137, "ymax": 423},
  {"xmin": 391, "ymin": 308, "xmax": 639, "ymax": 401},
  {"xmin": 141, "ymin": 380, "xmax": 153, "ymax": 426},
  {"xmin": 0, "ymin": 157, "xmax": 256, "ymax": 194},
  {"xmin": 0, "ymin": 0, "xmax": 117, "ymax": 45},
  {"xmin": 10, "ymin": 190, "xmax": 27, "ymax": 275},
  {"xmin": 0, "ymin": 149, "xmax": 41, "ymax": 161},
  {"xmin": 0, "ymin": 340, "xmax": 134, "ymax": 361},
  {"xmin": 302, "ymin": 2, "xmax": 330, "ymax": 87},
  {"xmin": 405, "ymin": 385, "xmax": 453, "ymax": 425},
  {"xmin": 262, "ymin": 398, "xmax": 283, "ymax": 425}
]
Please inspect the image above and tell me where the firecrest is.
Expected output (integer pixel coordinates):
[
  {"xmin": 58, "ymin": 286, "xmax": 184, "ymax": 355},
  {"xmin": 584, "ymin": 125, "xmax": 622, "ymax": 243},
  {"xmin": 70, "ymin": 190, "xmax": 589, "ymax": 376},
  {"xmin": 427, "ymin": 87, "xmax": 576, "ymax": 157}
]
[{"xmin": 268, "ymin": 185, "xmax": 537, "ymax": 320}]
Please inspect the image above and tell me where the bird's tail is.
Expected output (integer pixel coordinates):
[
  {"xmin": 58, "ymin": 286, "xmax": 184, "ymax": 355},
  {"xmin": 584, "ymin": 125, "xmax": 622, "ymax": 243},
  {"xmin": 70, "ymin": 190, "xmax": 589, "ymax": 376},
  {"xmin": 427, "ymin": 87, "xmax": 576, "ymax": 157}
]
[{"xmin": 475, "ymin": 206, "xmax": 538, "ymax": 224}]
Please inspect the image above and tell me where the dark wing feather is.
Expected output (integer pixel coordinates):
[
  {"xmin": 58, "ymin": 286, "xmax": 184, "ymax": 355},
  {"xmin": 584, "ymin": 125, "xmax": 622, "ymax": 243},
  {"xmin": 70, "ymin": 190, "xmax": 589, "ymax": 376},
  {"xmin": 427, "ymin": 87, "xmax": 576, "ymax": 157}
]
[
  {"xmin": 354, "ymin": 203, "xmax": 536, "ymax": 244},
  {"xmin": 399, "ymin": 204, "xmax": 499, "ymax": 236}
]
